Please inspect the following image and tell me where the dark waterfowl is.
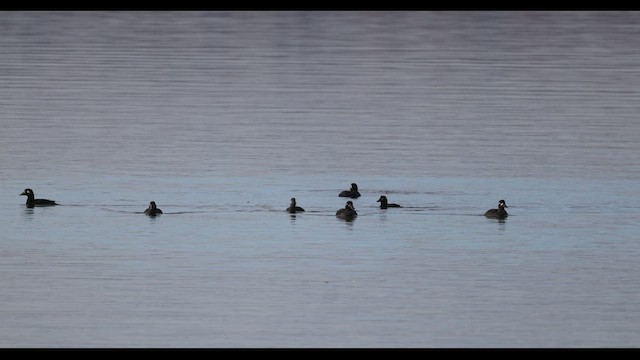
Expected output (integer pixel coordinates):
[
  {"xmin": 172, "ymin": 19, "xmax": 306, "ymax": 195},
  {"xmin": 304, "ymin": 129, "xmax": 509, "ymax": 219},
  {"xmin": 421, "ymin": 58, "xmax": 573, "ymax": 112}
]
[
  {"xmin": 338, "ymin": 183, "xmax": 361, "ymax": 198},
  {"xmin": 20, "ymin": 188, "xmax": 57, "ymax": 208},
  {"xmin": 484, "ymin": 200, "xmax": 508, "ymax": 219},
  {"xmin": 286, "ymin": 198, "xmax": 305, "ymax": 214},
  {"xmin": 336, "ymin": 201, "xmax": 358, "ymax": 220},
  {"xmin": 144, "ymin": 201, "xmax": 163, "ymax": 216},
  {"xmin": 377, "ymin": 195, "xmax": 402, "ymax": 209}
]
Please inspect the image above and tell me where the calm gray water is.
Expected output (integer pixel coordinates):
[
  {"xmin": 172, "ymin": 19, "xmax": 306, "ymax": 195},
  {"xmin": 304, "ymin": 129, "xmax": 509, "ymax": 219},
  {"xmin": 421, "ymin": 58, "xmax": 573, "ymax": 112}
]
[{"xmin": 1, "ymin": 11, "xmax": 640, "ymax": 348}]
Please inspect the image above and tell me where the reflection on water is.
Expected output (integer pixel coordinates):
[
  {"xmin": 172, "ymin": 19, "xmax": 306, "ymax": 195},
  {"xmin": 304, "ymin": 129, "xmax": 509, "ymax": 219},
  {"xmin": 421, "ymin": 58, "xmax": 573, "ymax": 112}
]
[{"xmin": 22, "ymin": 208, "xmax": 34, "ymax": 219}]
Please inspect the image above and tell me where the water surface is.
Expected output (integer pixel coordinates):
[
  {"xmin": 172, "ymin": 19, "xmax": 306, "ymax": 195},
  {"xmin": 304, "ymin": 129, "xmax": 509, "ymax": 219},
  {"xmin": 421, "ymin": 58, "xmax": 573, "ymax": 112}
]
[{"xmin": 1, "ymin": 11, "xmax": 640, "ymax": 348}]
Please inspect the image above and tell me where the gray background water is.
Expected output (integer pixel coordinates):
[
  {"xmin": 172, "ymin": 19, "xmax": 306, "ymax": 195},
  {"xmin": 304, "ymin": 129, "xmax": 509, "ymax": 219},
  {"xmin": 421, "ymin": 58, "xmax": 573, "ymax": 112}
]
[{"xmin": 1, "ymin": 11, "xmax": 640, "ymax": 348}]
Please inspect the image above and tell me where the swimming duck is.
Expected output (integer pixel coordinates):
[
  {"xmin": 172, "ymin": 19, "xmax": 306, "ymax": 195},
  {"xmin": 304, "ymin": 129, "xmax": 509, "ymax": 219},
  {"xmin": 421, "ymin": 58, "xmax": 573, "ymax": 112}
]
[
  {"xmin": 377, "ymin": 195, "xmax": 402, "ymax": 209},
  {"xmin": 484, "ymin": 200, "xmax": 508, "ymax": 219},
  {"xmin": 336, "ymin": 200, "xmax": 358, "ymax": 220},
  {"xmin": 338, "ymin": 183, "xmax": 361, "ymax": 198},
  {"xmin": 20, "ymin": 188, "xmax": 57, "ymax": 208},
  {"xmin": 144, "ymin": 201, "xmax": 163, "ymax": 216},
  {"xmin": 286, "ymin": 197, "xmax": 305, "ymax": 213}
]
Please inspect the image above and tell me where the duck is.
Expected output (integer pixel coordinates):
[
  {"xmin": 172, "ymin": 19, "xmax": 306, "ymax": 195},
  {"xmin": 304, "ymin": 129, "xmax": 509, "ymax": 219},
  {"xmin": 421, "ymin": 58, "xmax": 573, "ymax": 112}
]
[
  {"xmin": 336, "ymin": 200, "xmax": 358, "ymax": 220},
  {"xmin": 20, "ymin": 188, "xmax": 57, "ymax": 208},
  {"xmin": 338, "ymin": 183, "xmax": 361, "ymax": 198},
  {"xmin": 286, "ymin": 197, "xmax": 305, "ymax": 213},
  {"xmin": 484, "ymin": 199, "xmax": 508, "ymax": 219},
  {"xmin": 144, "ymin": 201, "xmax": 163, "ymax": 216},
  {"xmin": 377, "ymin": 195, "xmax": 402, "ymax": 209}
]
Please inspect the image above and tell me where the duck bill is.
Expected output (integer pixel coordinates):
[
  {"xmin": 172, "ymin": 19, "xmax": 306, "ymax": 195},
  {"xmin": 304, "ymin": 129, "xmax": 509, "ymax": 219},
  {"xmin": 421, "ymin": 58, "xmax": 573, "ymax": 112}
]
[{"xmin": 19, "ymin": 191, "xmax": 27, "ymax": 196}]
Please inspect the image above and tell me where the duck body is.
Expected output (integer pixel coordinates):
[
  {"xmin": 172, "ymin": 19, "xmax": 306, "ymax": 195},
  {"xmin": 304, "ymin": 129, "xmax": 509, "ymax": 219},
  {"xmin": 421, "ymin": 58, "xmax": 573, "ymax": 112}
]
[
  {"xmin": 377, "ymin": 195, "xmax": 402, "ymax": 209},
  {"xmin": 286, "ymin": 198, "xmax": 305, "ymax": 214},
  {"xmin": 484, "ymin": 200, "xmax": 508, "ymax": 219},
  {"xmin": 336, "ymin": 201, "xmax": 358, "ymax": 220},
  {"xmin": 144, "ymin": 201, "xmax": 163, "ymax": 216},
  {"xmin": 20, "ymin": 188, "xmax": 57, "ymax": 208},
  {"xmin": 339, "ymin": 183, "xmax": 361, "ymax": 198}
]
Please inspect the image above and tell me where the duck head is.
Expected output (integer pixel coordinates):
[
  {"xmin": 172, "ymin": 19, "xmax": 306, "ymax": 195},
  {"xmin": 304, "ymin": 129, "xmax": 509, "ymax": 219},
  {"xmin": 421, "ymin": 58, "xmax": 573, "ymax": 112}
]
[{"xmin": 20, "ymin": 188, "xmax": 34, "ymax": 197}]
